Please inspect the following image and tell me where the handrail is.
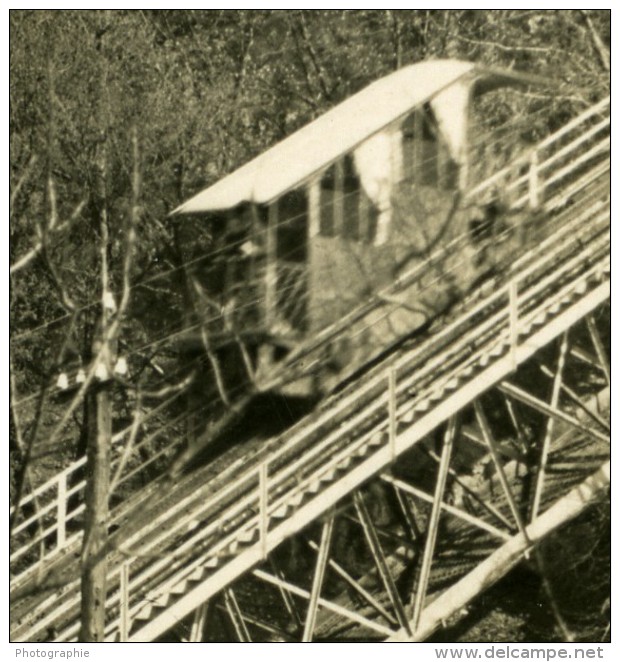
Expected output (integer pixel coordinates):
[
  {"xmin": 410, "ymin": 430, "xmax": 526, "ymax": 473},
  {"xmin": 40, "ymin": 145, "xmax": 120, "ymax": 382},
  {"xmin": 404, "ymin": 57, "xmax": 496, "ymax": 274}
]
[
  {"xmin": 10, "ymin": 96, "xmax": 611, "ymax": 640},
  {"xmin": 467, "ymin": 96, "xmax": 609, "ymax": 202},
  {"xmin": 104, "ymin": 136, "xmax": 606, "ymax": 640}
]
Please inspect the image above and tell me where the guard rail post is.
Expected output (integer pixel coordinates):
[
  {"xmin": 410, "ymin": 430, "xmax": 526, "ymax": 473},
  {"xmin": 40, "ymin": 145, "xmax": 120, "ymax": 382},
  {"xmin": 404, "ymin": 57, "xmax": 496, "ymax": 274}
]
[
  {"xmin": 120, "ymin": 560, "xmax": 131, "ymax": 641},
  {"xmin": 259, "ymin": 462, "xmax": 268, "ymax": 559},
  {"xmin": 388, "ymin": 367, "xmax": 397, "ymax": 460},
  {"xmin": 57, "ymin": 471, "xmax": 67, "ymax": 550},
  {"xmin": 509, "ymin": 279, "xmax": 519, "ymax": 372}
]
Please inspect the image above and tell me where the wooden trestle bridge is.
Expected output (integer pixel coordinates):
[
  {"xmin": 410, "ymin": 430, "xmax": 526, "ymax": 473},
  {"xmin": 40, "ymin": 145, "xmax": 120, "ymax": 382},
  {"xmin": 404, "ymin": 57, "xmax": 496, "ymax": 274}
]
[{"xmin": 10, "ymin": 95, "xmax": 610, "ymax": 643}]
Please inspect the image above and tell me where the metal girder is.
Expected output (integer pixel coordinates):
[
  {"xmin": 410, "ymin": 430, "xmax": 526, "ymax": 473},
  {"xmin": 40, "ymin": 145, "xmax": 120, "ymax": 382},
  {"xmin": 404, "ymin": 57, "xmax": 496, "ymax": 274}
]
[
  {"xmin": 269, "ymin": 557, "xmax": 303, "ymax": 632},
  {"xmin": 391, "ymin": 480, "xmax": 422, "ymax": 542},
  {"xmin": 570, "ymin": 346, "xmax": 603, "ymax": 372},
  {"xmin": 353, "ymin": 491, "xmax": 411, "ymax": 636},
  {"xmin": 223, "ymin": 607, "xmax": 295, "ymax": 642},
  {"xmin": 499, "ymin": 381, "xmax": 609, "ymax": 444},
  {"xmin": 121, "ymin": 283, "xmax": 609, "ymax": 643},
  {"xmin": 531, "ymin": 333, "xmax": 569, "ymax": 521},
  {"xmin": 252, "ymin": 568, "xmax": 395, "ymax": 638},
  {"xmin": 503, "ymin": 393, "xmax": 529, "ymax": 454},
  {"xmin": 387, "ymin": 462, "xmax": 610, "ymax": 642},
  {"xmin": 538, "ymin": 365, "xmax": 610, "ymax": 432},
  {"xmin": 422, "ymin": 445, "xmax": 514, "ymax": 532},
  {"xmin": 475, "ymin": 402, "xmax": 527, "ymax": 535},
  {"xmin": 345, "ymin": 512, "xmax": 416, "ymax": 551},
  {"xmin": 302, "ymin": 514, "xmax": 334, "ymax": 642},
  {"xmin": 410, "ymin": 416, "xmax": 457, "ymax": 632},
  {"xmin": 475, "ymin": 397, "xmax": 574, "ymax": 637},
  {"xmin": 381, "ymin": 474, "xmax": 510, "ymax": 542}
]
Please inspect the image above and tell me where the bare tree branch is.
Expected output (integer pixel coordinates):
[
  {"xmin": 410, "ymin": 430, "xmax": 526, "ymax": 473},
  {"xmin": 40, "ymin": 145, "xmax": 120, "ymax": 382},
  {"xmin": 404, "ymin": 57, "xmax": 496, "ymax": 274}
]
[
  {"xmin": 10, "ymin": 197, "xmax": 86, "ymax": 275},
  {"xmin": 579, "ymin": 10, "xmax": 610, "ymax": 73},
  {"xmin": 10, "ymin": 154, "xmax": 38, "ymax": 220}
]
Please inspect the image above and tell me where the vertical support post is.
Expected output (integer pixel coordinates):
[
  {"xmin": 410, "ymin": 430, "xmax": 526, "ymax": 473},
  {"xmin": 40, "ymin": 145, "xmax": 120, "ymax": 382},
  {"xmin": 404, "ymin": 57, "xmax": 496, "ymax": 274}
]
[
  {"xmin": 391, "ymin": 126, "xmax": 404, "ymax": 184},
  {"xmin": 265, "ymin": 201, "xmax": 278, "ymax": 329},
  {"xmin": 307, "ymin": 178, "xmax": 321, "ymax": 333},
  {"xmin": 530, "ymin": 333, "xmax": 569, "ymax": 521},
  {"xmin": 388, "ymin": 367, "xmax": 397, "ymax": 460},
  {"xmin": 586, "ymin": 315, "xmax": 610, "ymax": 386},
  {"xmin": 57, "ymin": 471, "xmax": 67, "ymax": 549},
  {"xmin": 302, "ymin": 513, "xmax": 334, "ymax": 642},
  {"xmin": 223, "ymin": 210, "xmax": 236, "ymax": 295},
  {"xmin": 189, "ymin": 602, "xmax": 210, "ymax": 643},
  {"xmin": 413, "ymin": 110, "xmax": 424, "ymax": 186},
  {"xmin": 528, "ymin": 149, "xmax": 540, "ymax": 209},
  {"xmin": 333, "ymin": 159, "xmax": 345, "ymax": 237},
  {"xmin": 358, "ymin": 183, "xmax": 370, "ymax": 242},
  {"xmin": 509, "ymin": 280, "xmax": 519, "ymax": 371},
  {"xmin": 458, "ymin": 97, "xmax": 470, "ymax": 191},
  {"xmin": 248, "ymin": 205, "xmax": 261, "ymax": 290},
  {"xmin": 411, "ymin": 416, "xmax": 457, "ymax": 633},
  {"xmin": 119, "ymin": 561, "xmax": 130, "ymax": 642},
  {"xmin": 308, "ymin": 178, "xmax": 321, "ymax": 240},
  {"xmin": 259, "ymin": 462, "xmax": 268, "ymax": 560}
]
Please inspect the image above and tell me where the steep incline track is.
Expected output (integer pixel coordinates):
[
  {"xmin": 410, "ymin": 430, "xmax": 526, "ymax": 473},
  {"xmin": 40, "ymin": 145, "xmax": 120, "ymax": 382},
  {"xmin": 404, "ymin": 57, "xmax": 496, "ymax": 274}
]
[{"xmin": 10, "ymin": 97, "xmax": 610, "ymax": 643}]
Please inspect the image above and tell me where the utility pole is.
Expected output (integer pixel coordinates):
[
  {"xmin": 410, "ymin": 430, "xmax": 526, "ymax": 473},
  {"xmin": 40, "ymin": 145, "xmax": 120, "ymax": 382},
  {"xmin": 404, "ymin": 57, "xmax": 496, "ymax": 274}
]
[
  {"xmin": 80, "ymin": 181, "xmax": 114, "ymax": 642},
  {"xmin": 79, "ymin": 337, "xmax": 112, "ymax": 641},
  {"xmin": 80, "ymin": 16, "xmax": 114, "ymax": 638}
]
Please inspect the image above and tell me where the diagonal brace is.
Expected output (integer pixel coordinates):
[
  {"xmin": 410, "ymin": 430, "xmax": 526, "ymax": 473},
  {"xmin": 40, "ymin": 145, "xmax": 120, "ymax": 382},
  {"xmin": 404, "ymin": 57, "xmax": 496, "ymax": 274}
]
[
  {"xmin": 305, "ymin": 537, "xmax": 397, "ymax": 626},
  {"xmin": 411, "ymin": 416, "xmax": 457, "ymax": 632},
  {"xmin": 353, "ymin": 490, "xmax": 411, "ymax": 636},
  {"xmin": 499, "ymin": 381, "xmax": 609, "ymax": 444},
  {"xmin": 302, "ymin": 513, "xmax": 334, "ymax": 642},
  {"xmin": 531, "ymin": 333, "xmax": 569, "ymax": 521},
  {"xmin": 223, "ymin": 588, "xmax": 251, "ymax": 642},
  {"xmin": 586, "ymin": 315, "xmax": 610, "ymax": 385}
]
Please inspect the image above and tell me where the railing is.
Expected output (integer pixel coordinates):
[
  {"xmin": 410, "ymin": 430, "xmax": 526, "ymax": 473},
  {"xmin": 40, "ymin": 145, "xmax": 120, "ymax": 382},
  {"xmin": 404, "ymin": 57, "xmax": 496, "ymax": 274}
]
[
  {"xmin": 10, "ymin": 95, "xmax": 610, "ymax": 632},
  {"xmin": 467, "ymin": 96, "xmax": 609, "ymax": 210},
  {"xmin": 103, "ymin": 209, "xmax": 608, "ymax": 642},
  {"xmin": 10, "ymin": 389, "xmax": 187, "ymax": 587},
  {"xmin": 10, "ymin": 457, "xmax": 86, "ymax": 567}
]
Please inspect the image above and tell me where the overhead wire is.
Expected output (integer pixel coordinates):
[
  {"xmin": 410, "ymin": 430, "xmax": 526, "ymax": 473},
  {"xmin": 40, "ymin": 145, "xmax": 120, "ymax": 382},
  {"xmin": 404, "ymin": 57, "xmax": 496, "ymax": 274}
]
[
  {"xmin": 10, "ymin": 139, "xmax": 526, "ymax": 410},
  {"xmin": 9, "ymin": 65, "xmax": 553, "ymax": 345}
]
